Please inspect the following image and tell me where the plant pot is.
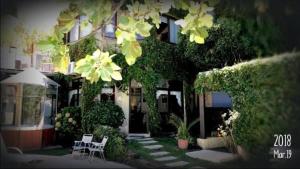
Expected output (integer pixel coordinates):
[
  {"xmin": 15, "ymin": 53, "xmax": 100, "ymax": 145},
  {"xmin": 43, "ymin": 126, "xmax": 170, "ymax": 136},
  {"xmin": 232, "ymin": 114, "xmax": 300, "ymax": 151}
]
[
  {"xmin": 237, "ymin": 145, "xmax": 250, "ymax": 161},
  {"xmin": 178, "ymin": 139, "xmax": 189, "ymax": 149}
]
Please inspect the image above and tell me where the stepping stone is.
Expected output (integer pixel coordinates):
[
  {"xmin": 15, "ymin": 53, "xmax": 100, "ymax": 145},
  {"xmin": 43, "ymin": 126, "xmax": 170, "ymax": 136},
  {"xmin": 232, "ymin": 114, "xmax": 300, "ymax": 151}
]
[
  {"xmin": 186, "ymin": 150, "xmax": 239, "ymax": 163},
  {"xmin": 144, "ymin": 144, "xmax": 163, "ymax": 150},
  {"xmin": 154, "ymin": 156, "xmax": 177, "ymax": 161},
  {"xmin": 136, "ymin": 137, "xmax": 153, "ymax": 141},
  {"xmin": 190, "ymin": 166, "xmax": 205, "ymax": 168},
  {"xmin": 139, "ymin": 140, "xmax": 158, "ymax": 144},
  {"xmin": 165, "ymin": 161, "xmax": 189, "ymax": 167},
  {"xmin": 150, "ymin": 151, "xmax": 169, "ymax": 157}
]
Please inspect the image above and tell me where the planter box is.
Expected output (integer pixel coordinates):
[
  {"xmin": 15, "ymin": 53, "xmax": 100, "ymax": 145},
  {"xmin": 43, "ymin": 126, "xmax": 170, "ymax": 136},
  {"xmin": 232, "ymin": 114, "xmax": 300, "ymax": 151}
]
[{"xmin": 197, "ymin": 137, "xmax": 226, "ymax": 149}]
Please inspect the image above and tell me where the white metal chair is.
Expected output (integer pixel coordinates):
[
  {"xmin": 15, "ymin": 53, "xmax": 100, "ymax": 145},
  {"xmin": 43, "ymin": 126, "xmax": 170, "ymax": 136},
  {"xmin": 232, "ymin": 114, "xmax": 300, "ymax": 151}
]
[
  {"xmin": 88, "ymin": 136, "xmax": 108, "ymax": 161},
  {"xmin": 72, "ymin": 134, "xmax": 93, "ymax": 158}
]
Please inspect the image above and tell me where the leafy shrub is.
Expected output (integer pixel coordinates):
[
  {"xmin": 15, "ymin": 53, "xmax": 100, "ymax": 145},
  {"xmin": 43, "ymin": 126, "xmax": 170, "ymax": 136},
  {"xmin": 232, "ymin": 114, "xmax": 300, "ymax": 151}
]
[
  {"xmin": 195, "ymin": 53, "xmax": 300, "ymax": 155},
  {"xmin": 93, "ymin": 125, "xmax": 127, "ymax": 161},
  {"xmin": 82, "ymin": 102, "xmax": 125, "ymax": 132},
  {"xmin": 55, "ymin": 107, "xmax": 82, "ymax": 146}
]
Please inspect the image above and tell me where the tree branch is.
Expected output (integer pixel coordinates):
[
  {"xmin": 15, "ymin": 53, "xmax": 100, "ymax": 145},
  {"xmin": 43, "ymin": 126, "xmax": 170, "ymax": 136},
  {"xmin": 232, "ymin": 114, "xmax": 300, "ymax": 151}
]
[{"xmin": 67, "ymin": 0, "xmax": 126, "ymax": 46}]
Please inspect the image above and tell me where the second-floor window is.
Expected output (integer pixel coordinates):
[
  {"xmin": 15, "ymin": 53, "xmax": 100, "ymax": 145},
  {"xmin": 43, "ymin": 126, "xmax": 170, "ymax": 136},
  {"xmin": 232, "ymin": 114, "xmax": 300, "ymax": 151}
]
[
  {"xmin": 104, "ymin": 14, "xmax": 117, "ymax": 38},
  {"xmin": 64, "ymin": 16, "xmax": 93, "ymax": 44},
  {"xmin": 157, "ymin": 16, "xmax": 180, "ymax": 44}
]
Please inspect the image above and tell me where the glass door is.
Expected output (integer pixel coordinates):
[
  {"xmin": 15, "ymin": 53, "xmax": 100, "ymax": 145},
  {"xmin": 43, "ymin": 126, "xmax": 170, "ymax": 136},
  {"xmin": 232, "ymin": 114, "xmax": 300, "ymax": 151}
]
[{"xmin": 129, "ymin": 88, "xmax": 148, "ymax": 133}]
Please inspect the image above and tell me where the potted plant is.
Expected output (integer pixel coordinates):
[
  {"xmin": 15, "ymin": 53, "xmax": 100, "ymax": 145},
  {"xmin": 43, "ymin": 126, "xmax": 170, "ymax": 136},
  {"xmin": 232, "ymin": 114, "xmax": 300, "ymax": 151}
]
[{"xmin": 169, "ymin": 114, "xmax": 199, "ymax": 150}]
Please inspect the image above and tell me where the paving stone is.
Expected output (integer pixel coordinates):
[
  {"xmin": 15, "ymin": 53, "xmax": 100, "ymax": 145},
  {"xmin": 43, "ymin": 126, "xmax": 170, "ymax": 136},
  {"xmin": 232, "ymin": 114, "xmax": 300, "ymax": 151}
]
[
  {"xmin": 186, "ymin": 150, "xmax": 239, "ymax": 163},
  {"xmin": 190, "ymin": 166, "xmax": 205, "ymax": 168},
  {"xmin": 136, "ymin": 137, "xmax": 153, "ymax": 141},
  {"xmin": 126, "ymin": 136, "xmax": 144, "ymax": 140},
  {"xmin": 154, "ymin": 156, "xmax": 177, "ymax": 162},
  {"xmin": 144, "ymin": 144, "xmax": 163, "ymax": 150},
  {"xmin": 139, "ymin": 140, "xmax": 158, "ymax": 144},
  {"xmin": 150, "ymin": 151, "xmax": 169, "ymax": 157},
  {"xmin": 165, "ymin": 161, "xmax": 189, "ymax": 167}
]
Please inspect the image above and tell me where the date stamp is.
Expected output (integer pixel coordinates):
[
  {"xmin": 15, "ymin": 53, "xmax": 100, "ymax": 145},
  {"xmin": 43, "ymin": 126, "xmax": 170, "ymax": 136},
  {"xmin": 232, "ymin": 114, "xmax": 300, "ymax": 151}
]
[{"xmin": 273, "ymin": 134, "xmax": 292, "ymax": 159}]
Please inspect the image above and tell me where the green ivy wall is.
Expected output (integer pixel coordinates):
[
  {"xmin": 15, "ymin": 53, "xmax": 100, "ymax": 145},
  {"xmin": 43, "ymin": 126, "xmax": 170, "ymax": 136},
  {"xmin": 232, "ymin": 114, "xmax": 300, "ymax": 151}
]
[{"xmin": 194, "ymin": 52, "xmax": 300, "ymax": 155}]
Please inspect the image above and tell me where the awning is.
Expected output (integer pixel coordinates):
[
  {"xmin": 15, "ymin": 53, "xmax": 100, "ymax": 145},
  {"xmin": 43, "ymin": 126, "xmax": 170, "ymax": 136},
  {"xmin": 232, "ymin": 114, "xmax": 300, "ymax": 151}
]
[{"xmin": 0, "ymin": 68, "xmax": 60, "ymax": 87}]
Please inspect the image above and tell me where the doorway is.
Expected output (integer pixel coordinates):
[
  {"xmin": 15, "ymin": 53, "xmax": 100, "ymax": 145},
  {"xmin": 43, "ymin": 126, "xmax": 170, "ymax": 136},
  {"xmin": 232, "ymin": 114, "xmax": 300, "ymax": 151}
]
[
  {"xmin": 156, "ymin": 80, "xmax": 183, "ymax": 134},
  {"xmin": 129, "ymin": 87, "xmax": 148, "ymax": 133}
]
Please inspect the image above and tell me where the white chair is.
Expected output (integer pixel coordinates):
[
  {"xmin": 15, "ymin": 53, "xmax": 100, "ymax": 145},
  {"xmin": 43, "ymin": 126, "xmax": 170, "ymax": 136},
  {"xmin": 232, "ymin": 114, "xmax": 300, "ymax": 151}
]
[
  {"xmin": 72, "ymin": 134, "xmax": 93, "ymax": 158},
  {"xmin": 88, "ymin": 136, "xmax": 108, "ymax": 161}
]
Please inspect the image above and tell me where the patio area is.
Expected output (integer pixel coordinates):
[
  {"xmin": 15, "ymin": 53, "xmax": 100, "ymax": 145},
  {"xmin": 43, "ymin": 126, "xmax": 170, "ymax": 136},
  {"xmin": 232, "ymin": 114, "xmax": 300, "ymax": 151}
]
[{"xmin": 3, "ymin": 153, "xmax": 132, "ymax": 168}]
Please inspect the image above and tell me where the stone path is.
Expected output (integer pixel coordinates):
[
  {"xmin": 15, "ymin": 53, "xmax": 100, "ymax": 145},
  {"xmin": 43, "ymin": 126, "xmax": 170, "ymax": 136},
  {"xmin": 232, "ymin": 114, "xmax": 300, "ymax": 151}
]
[
  {"xmin": 139, "ymin": 140, "xmax": 158, "ymax": 144},
  {"xmin": 144, "ymin": 145, "xmax": 163, "ymax": 150},
  {"xmin": 128, "ymin": 136, "xmax": 202, "ymax": 168},
  {"xmin": 154, "ymin": 156, "xmax": 177, "ymax": 161},
  {"xmin": 150, "ymin": 151, "xmax": 169, "ymax": 156},
  {"xmin": 186, "ymin": 150, "xmax": 238, "ymax": 163},
  {"xmin": 166, "ymin": 161, "xmax": 190, "ymax": 167}
]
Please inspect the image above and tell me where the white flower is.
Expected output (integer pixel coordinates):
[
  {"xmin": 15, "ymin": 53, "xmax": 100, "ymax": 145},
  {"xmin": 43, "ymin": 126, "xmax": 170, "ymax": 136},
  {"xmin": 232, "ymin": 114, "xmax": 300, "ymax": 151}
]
[
  {"xmin": 55, "ymin": 127, "xmax": 58, "ymax": 131},
  {"xmin": 225, "ymin": 119, "xmax": 231, "ymax": 125},
  {"xmin": 72, "ymin": 121, "xmax": 76, "ymax": 125},
  {"xmin": 56, "ymin": 113, "xmax": 62, "ymax": 118},
  {"xmin": 55, "ymin": 122, "xmax": 61, "ymax": 128},
  {"xmin": 220, "ymin": 130, "xmax": 227, "ymax": 136},
  {"xmin": 65, "ymin": 113, "xmax": 70, "ymax": 118},
  {"xmin": 55, "ymin": 117, "xmax": 58, "ymax": 121},
  {"xmin": 68, "ymin": 118, "xmax": 73, "ymax": 123},
  {"xmin": 221, "ymin": 113, "xmax": 227, "ymax": 118}
]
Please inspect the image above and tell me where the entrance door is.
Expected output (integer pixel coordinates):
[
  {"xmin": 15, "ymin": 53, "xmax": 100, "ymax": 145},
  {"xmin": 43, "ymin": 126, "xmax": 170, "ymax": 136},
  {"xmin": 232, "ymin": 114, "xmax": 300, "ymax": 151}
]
[
  {"xmin": 129, "ymin": 87, "xmax": 148, "ymax": 133},
  {"xmin": 156, "ymin": 80, "xmax": 183, "ymax": 134}
]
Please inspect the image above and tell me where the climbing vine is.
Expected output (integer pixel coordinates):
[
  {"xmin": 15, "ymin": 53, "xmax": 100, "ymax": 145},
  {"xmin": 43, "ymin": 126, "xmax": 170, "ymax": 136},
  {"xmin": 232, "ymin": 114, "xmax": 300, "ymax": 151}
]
[
  {"xmin": 37, "ymin": 0, "xmax": 215, "ymax": 82},
  {"xmin": 80, "ymin": 80, "xmax": 104, "ymax": 133},
  {"xmin": 69, "ymin": 36, "xmax": 97, "ymax": 62}
]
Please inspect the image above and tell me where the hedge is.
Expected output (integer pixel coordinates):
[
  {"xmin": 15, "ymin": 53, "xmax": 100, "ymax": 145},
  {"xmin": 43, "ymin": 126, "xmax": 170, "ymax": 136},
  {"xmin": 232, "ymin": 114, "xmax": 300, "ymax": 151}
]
[{"xmin": 194, "ymin": 52, "xmax": 300, "ymax": 155}]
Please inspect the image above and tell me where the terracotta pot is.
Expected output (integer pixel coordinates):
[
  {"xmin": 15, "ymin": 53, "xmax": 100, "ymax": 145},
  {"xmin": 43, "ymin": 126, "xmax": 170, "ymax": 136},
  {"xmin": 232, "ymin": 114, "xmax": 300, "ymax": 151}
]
[{"xmin": 178, "ymin": 139, "xmax": 189, "ymax": 149}]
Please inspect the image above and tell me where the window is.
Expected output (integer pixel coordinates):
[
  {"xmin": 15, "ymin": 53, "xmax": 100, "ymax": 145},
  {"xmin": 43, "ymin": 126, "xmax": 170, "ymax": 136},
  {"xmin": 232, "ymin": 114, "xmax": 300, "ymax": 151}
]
[
  {"xmin": 21, "ymin": 84, "xmax": 44, "ymax": 126},
  {"xmin": 157, "ymin": 16, "xmax": 169, "ymax": 42},
  {"xmin": 1, "ymin": 85, "xmax": 16, "ymax": 125},
  {"xmin": 104, "ymin": 14, "xmax": 117, "ymax": 38},
  {"xmin": 63, "ymin": 16, "xmax": 93, "ymax": 44},
  {"xmin": 169, "ymin": 19, "xmax": 179, "ymax": 43},
  {"xmin": 157, "ymin": 16, "xmax": 180, "ymax": 44},
  {"xmin": 69, "ymin": 19, "xmax": 80, "ymax": 42},
  {"xmin": 79, "ymin": 16, "xmax": 93, "ymax": 38}
]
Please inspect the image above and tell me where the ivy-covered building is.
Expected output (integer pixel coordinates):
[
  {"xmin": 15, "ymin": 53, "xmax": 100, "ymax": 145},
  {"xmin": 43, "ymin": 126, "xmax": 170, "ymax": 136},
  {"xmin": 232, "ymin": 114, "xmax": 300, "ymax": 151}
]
[{"xmin": 66, "ymin": 11, "xmax": 187, "ymax": 136}]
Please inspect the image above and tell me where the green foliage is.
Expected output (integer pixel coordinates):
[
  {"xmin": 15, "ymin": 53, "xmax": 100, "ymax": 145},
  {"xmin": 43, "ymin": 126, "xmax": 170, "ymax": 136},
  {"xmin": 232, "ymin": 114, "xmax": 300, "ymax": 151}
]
[
  {"xmin": 179, "ymin": 1, "xmax": 214, "ymax": 44},
  {"xmin": 37, "ymin": 35, "xmax": 70, "ymax": 73},
  {"xmin": 93, "ymin": 125, "xmax": 127, "ymax": 161},
  {"xmin": 82, "ymin": 102, "xmax": 125, "ymax": 132},
  {"xmin": 38, "ymin": 0, "xmax": 215, "ymax": 83},
  {"xmin": 69, "ymin": 36, "xmax": 97, "ymax": 61},
  {"xmin": 80, "ymin": 80, "xmax": 104, "ymax": 132},
  {"xmin": 194, "ymin": 52, "xmax": 300, "ymax": 155},
  {"xmin": 114, "ymin": 36, "xmax": 186, "ymax": 134},
  {"xmin": 74, "ymin": 49, "xmax": 122, "ymax": 83},
  {"xmin": 177, "ymin": 16, "xmax": 279, "ymax": 80},
  {"xmin": 51, "ymin": 73, "xmax": 72, "ymax": 110},
  {"xmin": 169, "ymin": 114, "xmax": 200, "ymax": 141},
  {"xmin": 55, "ymin": 107, "xmax": 82, "ymax": 146}
]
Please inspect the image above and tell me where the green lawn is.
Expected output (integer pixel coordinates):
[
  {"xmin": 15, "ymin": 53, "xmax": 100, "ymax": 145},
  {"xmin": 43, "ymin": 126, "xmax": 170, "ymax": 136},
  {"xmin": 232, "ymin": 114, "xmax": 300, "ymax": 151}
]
[
  {"xmin": 25, "ymin": 147, "xmax": 71, "ymax": 156},
  {"xmin": 127, "ymin": 137, "xmax": 258, "ymax": 168}
]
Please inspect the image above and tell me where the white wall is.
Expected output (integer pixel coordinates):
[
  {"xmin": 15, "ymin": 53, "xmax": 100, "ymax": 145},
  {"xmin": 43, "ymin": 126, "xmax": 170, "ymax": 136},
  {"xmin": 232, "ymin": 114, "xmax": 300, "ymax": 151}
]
[{"xmin": 114, "ymin": 87, "xmax": 130, "ymax": 135}]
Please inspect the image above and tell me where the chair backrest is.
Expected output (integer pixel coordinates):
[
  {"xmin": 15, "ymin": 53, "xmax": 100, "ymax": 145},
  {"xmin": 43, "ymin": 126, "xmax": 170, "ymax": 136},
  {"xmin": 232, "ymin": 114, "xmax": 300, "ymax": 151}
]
[
  {"xmin": 101, "ymin": 136, "xmax": 108, "ymax": 147},
  {"xmin": 82, "ymin": 134, "xmax": 93, "ymax": 144}
]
